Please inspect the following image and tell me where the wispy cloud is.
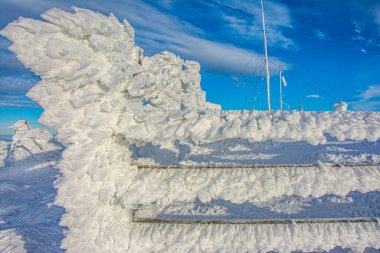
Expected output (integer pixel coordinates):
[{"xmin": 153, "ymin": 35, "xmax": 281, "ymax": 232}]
[
  {"xmin": 0, "ymin": 95, "xmax": 39, "ymax": 108},
  {"xmin": 0, "ymin": 75, "xmax": 38, "ymax": 95},
  {"xmin": 359, "ymin": 85, "xmax": 380, "ymax": 100},
  {"xmin": 351, "ymin": 20, "xmax": 380, "ymax": 54},
  {"xmin": 210, "ymin": 0, "xmax": 295, "ymax": 50},
  {"xmin": 0, "ymin": 75, "xmax": 39, "ymax": 108},
  {"xmin": 306, "ymin": 94, "xmax": 321, "ymax": 99},
  {"xmin": 355, "ymin": 85, "xmax": 380, "ymax": 111}
]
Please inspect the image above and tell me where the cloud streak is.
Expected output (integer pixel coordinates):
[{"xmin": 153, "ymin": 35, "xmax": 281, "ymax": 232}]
[
  {"xmin": 209, "ymin": 0, "xmax": 295, "ymax": 50},
  {"xmin": 307, "ymin": 94, "xmax": 321, "ymax": 99},
  {"xmin": 0, "ymin": 95, "xmax": 39, "ymax": 108},
  {"xmin": 0, "ymin": 75, "xmax": 38, "ymax": 95},
  {"xmin": 354, "ymin": 85, "xmax": 380, "ymax": 111}
]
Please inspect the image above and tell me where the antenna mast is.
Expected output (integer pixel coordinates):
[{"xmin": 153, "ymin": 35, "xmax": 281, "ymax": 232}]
[
  {"xmin": 279, "ymin": 70, "xmax": 283, "ymax": 110},
  {"xmin": 260, "ymin": 0, "xmax": 271, "ymax": 110}
]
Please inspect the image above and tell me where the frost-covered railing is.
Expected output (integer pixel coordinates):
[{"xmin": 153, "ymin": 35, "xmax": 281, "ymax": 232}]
[
  {"xmin": 135, "ymin": 163, "xmax": 380, "ymax": 169},
  {"xmin": 132, "ymin": 216, "xmax": 379, "ymax": 225},
  {"xmin": 2, "ymin": 7, "xmax": 380, "ymax": 252}
]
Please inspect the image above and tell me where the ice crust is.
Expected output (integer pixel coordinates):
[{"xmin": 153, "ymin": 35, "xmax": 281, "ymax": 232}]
[
  {"xmin": 1, "ymin": 7, "xmax": 380, "ymax": 252},
  {"xmin": 0, "ymin": 229, "xmax": 26, "ymax": 253},
  {"xmin": 0, "ymin": 121, "xmax": 64, "ymax": 252},
  {"xmin": 129, "ymin": 222, "xmax": 380, "ymax": 253},
  {"xmin": 127, "ymin": 165, "xmax": 380, "ymax": 205}
]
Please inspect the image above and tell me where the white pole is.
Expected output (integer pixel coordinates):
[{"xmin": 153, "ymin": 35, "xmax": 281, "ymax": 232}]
[
  {"xmin": 279, "ymin": 70, "xmax": 283, "ymax": 111},
  {"xmin": 260, "ymin": 0, "xmax": 271, "ymax": 111}
]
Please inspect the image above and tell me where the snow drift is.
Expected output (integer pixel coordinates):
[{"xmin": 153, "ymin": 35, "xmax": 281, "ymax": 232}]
[
  {"xmin": 0, "ymin": 120, "xmax": 64, "ymax": 252},
  {"xmin": 1, "ymin": 7, "xmax": 380, "ymax": 252}
]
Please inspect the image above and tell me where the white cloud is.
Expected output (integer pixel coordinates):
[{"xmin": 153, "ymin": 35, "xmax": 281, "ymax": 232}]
[
  {"xmin": 220, "ymin": 0, "xmax": 295, "ymax": 50},
  {"xmin": 0, "ymin": 75, "xmax": 38, "ymax": 95},
  {"xmin": 359, "ymin": 85, "xmax": 380, "ymax": 100},
  {"xmin": 351, "ymin": 20, "xmax": 380, "ymax": 53},
  {"xmin": 354, "ymin": 85, "xmax": 380, "ymax": 111},
  {"xmin": 306, "ymin": 94, "xmax": 321, "ymax": 98},
  {"xmin": 0, "ymin": 95, "xmax": 38, "ymax": 107}
]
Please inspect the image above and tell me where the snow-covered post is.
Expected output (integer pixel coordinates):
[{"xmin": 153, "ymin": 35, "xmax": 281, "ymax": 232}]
[
  {"xmin": 260, "ymin": 0, "xmax": 271, "ymax": 111},
  {"xmin": 333, "ymin": 101, "xmax": 348, "ymax": 112},
  {"xmin": 279, "ymin": 70, "xmax": 282, "ymax": 110}
]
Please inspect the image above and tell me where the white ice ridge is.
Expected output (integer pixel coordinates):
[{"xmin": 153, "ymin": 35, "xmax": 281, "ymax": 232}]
[
  {"xmin": 0, "ymin": 229, "xmax": 26, "ymax": 253},
  {"xmin": 1, "ymin": 7, "xmax": 380, "ymax": 252},
  {"xmin": 125, "ymin": 164, "xmax": 380, "ymax": 205},
  {"xmin": 129, "ymin": 222, "xmax": 380, "ymax": 253},
  {"xmin": 8, "ymin": 120, "xmax": 61, "ymax": 170}
]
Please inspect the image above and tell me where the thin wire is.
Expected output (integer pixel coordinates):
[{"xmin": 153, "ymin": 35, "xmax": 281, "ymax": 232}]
[
  {"xmin": 244, "ymin": 57, "xmax": 263, "ymax": 107},
  {"xmin": 268, "ymin": 59, "xmax": 343, "ymax": 104},
  {"xmin": 220, "ymin": 39, "xmax": 263, "ymax": 104},
  {"xmin": 268, "ymin": 39, "xmax": 363, "ymax": 111},
  {"xmin": 247, "ymin": 63, "xmax": 266, "ymax": 109}
]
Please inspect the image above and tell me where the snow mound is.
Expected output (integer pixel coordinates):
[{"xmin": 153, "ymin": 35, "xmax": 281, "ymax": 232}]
[
  {"xmin": 0, "ymin": 121, "xmax": 64, "ymax": 252},
  {"xmin": 127, "ymin": 164, "xmax": 380, "ymax": 205},
  {"xmin": 0, "ymin": 141, "xmax": 9, "ymax": 167},
  {"xmin": 129, "ymin": 222, "xmax": 380, "ymax": 253},
  {"xmin": 0, "ymin": 229, "xmax": 25, "ymax": 253},
  {"xmin": 1, "ymin": 7, "xmax": 380, "ymax": 252},
  {"xmin": 8, "ymin": 120, "xmax": 61, "ymax": 170}
]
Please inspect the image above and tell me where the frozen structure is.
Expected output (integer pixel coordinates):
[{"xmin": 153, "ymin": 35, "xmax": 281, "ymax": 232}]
[
  {"xmin": 0, "ymin": 120, "xmax": 64, "ymax": 252},
  {"xmin": 334, "ymin": 101, "xmax": 348, "ymax": 112},
  {"xmin": 1, "ymin": 7, "xmax": 380, "ymax": 252}
]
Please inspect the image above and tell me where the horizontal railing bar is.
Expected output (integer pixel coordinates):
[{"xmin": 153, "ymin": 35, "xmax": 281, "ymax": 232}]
[
  {"xmin": 132, "ymin": 217, "xmax": 379, "ymax": 225},
  {"xmin": 134, "ymin": 163, "xmax": 380, "ymax": 170}
]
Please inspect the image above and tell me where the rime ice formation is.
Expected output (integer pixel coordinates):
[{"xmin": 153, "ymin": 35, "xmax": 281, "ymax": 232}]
[
  {"xmin": 1, "ymin": 7, "xmax": 380, "ymax": 252},
  {"xmin": 128, "ymin": 222, "xmax": 380, "ymax": 253},
  {"xmin": 0, "ymin": 229, "xmax": 25, "ymax": 253},
  {"xmin": 127, "ymin": 164, "xmax": 380, "ymax": 205},
  {"xmin": 8, "ymin": 120, "xmax": 61, "ymax": 170},
  {"xmin": 334, "ymin": 101, "xmax": 348, "ymax": 112},
  {"xmin": 0, "ymin": 121, "xmax": 64, "ymax": 252}
]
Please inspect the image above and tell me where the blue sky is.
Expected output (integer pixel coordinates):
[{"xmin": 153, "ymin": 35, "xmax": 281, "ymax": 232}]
[{"xmin": 0, "ymin": 0, "xmax": 380, "ymax": 135}]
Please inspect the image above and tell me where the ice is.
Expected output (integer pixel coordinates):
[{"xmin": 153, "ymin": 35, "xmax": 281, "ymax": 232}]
[
  {"xmin": 0, "ymin": 229, "xmax": 25, "ymax": 253},
  {"xmin": 1, "ymin": 7, "xmax": 380, "ymax": 252},
  {"xmin": 0, "ymin": 121, "xmax": 64, "ymax": 252}
]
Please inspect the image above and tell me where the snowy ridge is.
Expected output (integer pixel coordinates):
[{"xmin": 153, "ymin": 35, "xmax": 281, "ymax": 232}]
[
  {"xmin": 0, "ymin": 121, "xmax": 64, "ymax": 252},
  {"xmin": 129, "ymin": 222, "xmax": 380, "ymax": 253},
  {"xmin": 1, "ymin": 7, "xmax": 380, "ymax": 252},
  {"xmin": 126, "ymin": 164, "xmax": 380, "ymax": 205},
  {"xmin": 0, "ymin": 141, "xmax": 9, "ymax": 167},
  {"xmin": 0, "ymin": 229, "xmax": 26, "ymax": 253}
]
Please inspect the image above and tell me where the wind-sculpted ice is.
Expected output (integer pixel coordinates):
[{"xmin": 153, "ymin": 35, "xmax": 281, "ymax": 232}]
[
  {"xmin": 1, "ymin": 7, "xmax": 380, "ymax": 252},
  {"xmin": 126, "ymin": 164, "xmax": 380, "ymax": 206}
]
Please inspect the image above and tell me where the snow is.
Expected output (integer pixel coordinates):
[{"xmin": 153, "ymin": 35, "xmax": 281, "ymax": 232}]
[
  {"xmin": 0, "ymin": 141, "xmax": 9, "ymax": 167},
  {"xmin": 0, "ymin": 121, "xmax": 65, "ymax": 252},
  {"xmin": 334, "ymin": 101, "xmax": 348, "ymax": 111},
  {"xmin": 0, "ymin": 229, "xmax": 25, "ymax": 253},
  {"xmin": 128, "ymin": 222, "xmax": 380, "ymax": 253},
  {"xmin": 127, "ymin": 164, "xmax": 380, "ymax": 205},
  {"xmin": 1, "ymin": 6, "xmax": 380, "ymax": 252}
]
